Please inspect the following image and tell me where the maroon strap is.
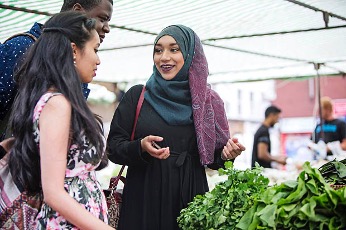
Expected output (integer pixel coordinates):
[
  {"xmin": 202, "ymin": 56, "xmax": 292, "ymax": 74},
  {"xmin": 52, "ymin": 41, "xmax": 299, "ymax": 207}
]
[
  {"xmin": 131, "ymin": 86, "xmax": 146, "ymax": 141},
  {"xmin": 113, "ymin": 86, "xmax": 146, "ymax": 184}
]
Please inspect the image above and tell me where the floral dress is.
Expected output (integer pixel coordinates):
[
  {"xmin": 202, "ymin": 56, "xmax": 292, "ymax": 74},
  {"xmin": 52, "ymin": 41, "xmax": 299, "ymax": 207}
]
[{"xmin": 33, "ymin": 92, "xmax": 108, "ymax": 229}]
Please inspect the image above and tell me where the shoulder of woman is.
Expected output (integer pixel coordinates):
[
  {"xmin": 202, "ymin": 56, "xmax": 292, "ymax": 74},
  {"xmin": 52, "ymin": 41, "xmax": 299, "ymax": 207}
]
[
  {"xmin": 124, "ymin": 84, "xmax": 145, "ymax": 100},
  {"xmin": 44, "ymin": 94, "xmax": 71, "ymax": 113},
  {"xmin": 128, "ymin": 84, "xmax": 144, "ymax": 94}
]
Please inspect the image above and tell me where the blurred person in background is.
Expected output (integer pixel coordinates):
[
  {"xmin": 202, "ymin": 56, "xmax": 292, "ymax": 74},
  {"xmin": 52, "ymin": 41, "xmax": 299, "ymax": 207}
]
[
  {"xmin": 310, "ymin": 96, "xmax": 346, "ymax": 159},
  {"xmin": 251, "ymin": 105, "xmax": 287, "ymax": 168}
]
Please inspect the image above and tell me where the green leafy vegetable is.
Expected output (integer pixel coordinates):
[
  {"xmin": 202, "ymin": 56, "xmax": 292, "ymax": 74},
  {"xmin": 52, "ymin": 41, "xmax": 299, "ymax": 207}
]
[
  {"xmin": 237, "ymin": 162, "xmax": 346, "ymax": 230},
  {"xmin": 177, "ymin": 162, "xmax": 269, "ymax": 230},
  {"xmin": 319, "ymin": 158, "xmax": 346, "ymax": 185}
]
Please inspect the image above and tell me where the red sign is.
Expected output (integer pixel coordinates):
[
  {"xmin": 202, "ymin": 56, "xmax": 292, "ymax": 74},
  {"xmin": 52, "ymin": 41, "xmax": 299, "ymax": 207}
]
[{"xmin": 333, "ymin": 99, "xmax": 346, "ymax": 117}]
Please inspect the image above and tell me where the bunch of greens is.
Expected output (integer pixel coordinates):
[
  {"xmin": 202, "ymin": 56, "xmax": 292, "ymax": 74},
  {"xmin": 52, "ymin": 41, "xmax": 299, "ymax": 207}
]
[
  {"xmin": 237, "ymin": 162, "xmax": 346, "ymax": 230},
  {"xmin": 319, "ymin": 158, "xmax": 346, "ymax": 185},
  {"xmin": 177, "ymin": 161, "xmax": 269, "ymax": 230}
]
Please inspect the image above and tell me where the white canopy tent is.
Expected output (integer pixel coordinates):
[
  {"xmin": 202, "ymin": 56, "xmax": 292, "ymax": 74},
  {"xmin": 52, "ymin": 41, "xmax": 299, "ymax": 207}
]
[{"xmin": 1, "ymin": 0, "xmax": 346, "ymax": 83}]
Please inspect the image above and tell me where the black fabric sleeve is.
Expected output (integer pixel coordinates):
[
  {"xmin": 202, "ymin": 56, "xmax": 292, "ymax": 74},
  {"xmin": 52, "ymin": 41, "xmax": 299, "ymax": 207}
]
[
  {"xmin": 207, "ymin": 148, "xmax": 228, "ymax": 170},
  {"xmin": 258, "ymin": 136, "xmax": 270, "ymax": 144},
  {"xmin": 107, "ymin": 84, "xmax": 149, "ymax": 166}
]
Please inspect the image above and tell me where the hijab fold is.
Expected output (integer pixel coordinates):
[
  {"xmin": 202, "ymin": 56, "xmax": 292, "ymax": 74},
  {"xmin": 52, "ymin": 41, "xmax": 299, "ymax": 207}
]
[{"xmin": 145, "ymin": 25, "xmax": 230, "ymax": 165}]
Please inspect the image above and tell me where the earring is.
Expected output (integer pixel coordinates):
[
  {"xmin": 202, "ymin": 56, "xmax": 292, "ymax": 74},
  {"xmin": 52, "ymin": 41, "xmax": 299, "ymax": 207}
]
[{"xmin": 73, "ymin": 57, "xmax": 77, "ymax": 67}]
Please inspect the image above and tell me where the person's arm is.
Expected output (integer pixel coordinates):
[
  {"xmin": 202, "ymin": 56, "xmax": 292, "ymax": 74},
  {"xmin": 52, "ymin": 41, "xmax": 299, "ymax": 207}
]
[
  {"xmin": 107, "ymin": 85, "xmax": 151, "ymax": 166},
  {"xmin": 0, "ymin": 36, "xmax": 35, "ymax": 118},
  {"xmin": 207, "ymin": 148, "xmax": 226, "ymax": 170},
  {"xmin": 257, "ymin": 142, "xmax": 286, "ymax": 165},
  {"xmin": 39, "ymin": 95, "xmax": 112, "ymax": 230}
]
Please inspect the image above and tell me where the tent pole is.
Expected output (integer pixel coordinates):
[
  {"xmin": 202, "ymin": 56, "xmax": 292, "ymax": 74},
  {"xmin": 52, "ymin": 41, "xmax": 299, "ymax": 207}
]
[{"xmin": 314, "ymin": 63, "xmax": 324, "ymax": 141}]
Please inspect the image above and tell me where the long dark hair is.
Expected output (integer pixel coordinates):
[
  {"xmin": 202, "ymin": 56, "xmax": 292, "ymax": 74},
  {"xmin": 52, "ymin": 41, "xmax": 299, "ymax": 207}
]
[{"xmin": 9, "ymin": 11, "xmax": 106, "ymax": 194}]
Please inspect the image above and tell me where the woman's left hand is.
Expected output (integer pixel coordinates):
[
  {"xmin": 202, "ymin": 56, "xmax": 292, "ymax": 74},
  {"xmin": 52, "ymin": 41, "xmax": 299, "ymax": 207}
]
[{"xmin": 221, "ymin": 137, "xmax": 246, "ymax": 161}]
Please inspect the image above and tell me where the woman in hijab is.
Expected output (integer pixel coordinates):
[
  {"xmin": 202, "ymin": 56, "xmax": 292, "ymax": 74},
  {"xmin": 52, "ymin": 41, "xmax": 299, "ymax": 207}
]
[{"xmin": 107, "ymin": 25, "xmax": 245, "ymax": 230}]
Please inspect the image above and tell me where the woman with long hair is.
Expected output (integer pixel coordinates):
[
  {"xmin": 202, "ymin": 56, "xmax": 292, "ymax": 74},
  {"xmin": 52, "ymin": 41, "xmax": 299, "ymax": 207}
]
[{"xmin": 9, "ymin": 11, "xmax": 113, "ymax": 229}]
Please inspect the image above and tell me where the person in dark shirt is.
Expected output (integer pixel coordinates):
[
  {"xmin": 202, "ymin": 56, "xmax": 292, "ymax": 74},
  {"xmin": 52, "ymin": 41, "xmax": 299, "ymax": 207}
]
[
  {"xmin": 312, "ymin": 96, "xmax": 346, "ymax": 154},
  {"xmin": 0, "ymin": 0, "xmax": 113, "ymax": 140},
  {"xmin": 251, "ymin": 105, "xmax": 287, "ymax": 168}
]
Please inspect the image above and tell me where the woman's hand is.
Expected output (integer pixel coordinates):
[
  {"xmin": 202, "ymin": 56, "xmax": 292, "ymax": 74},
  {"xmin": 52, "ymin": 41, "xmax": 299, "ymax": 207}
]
[
  {"xmin": 141, "ymin": 135, "xmax": 170, "ymax": 160},
  {"xmin": 221, "ymin": 137, "xmax": 246, "ymax": 160},
  {"xmin": 0, "ymin": 137, "xmax": 15, "ymax": 152}
]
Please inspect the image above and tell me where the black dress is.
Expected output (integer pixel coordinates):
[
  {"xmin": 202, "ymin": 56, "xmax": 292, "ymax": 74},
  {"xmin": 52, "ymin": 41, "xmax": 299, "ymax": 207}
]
[{"xmin": 107, "ymin": 85, "xmax": 223, "ymax": 230}]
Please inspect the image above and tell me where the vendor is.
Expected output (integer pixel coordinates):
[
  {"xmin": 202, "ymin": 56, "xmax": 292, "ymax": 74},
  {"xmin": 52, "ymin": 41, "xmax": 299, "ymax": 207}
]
[{"xmin": 311, "ymin": 96, "xmax": 346, "ymax": 156}]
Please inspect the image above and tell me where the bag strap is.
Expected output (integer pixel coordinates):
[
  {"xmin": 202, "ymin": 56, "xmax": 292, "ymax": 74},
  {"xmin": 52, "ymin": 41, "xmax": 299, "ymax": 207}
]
[
  {"xmin": 112, "ymin": 86, "xmax": 146, "ymax": 186},
  {"xmin": 131, "ymin": 86, "xmax": 146, "ymax": 141},
  {"xmin": 4, "ymin": 32, "xmax": 38, "ymax": 43}
]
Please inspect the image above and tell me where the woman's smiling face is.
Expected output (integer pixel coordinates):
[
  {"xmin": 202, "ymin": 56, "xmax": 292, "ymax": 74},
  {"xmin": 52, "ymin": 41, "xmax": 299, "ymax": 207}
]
[{"xmin": 153, "ymin": 35, "xmax": 184, "ymax": 81}]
